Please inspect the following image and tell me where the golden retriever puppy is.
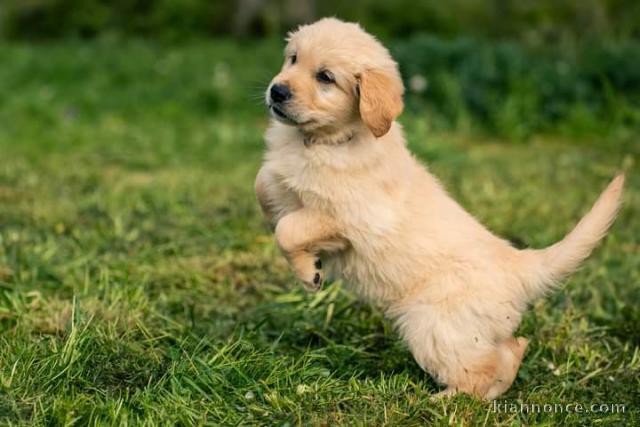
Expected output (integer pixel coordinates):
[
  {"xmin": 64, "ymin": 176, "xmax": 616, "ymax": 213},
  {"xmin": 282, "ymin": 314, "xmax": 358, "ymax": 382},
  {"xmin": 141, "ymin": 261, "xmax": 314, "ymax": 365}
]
[{"xmin": 255, "ymin": 18, "xmax": 624, "ymax": 399}]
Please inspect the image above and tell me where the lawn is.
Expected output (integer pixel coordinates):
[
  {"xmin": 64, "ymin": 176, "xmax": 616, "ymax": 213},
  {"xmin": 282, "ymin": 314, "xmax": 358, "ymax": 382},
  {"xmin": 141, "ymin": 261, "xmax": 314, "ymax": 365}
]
[{"xmin": 0, "ymin": 40, "xmax": 638, "ymax": 425}]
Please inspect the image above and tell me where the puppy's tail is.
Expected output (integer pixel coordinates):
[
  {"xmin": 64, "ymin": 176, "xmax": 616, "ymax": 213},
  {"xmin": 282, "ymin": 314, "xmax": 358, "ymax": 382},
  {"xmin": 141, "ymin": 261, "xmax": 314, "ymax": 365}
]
[{"xmin": 519, "ymin": 174, "xmax": 625, "ymax": 299}]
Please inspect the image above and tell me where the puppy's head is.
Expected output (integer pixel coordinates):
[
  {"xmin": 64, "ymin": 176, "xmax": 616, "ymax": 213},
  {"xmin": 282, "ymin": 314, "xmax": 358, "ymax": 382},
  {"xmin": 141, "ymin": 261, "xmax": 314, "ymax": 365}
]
[{"xmin": 266, "ymin": 18, "xmax": 404, "ymax": 138}]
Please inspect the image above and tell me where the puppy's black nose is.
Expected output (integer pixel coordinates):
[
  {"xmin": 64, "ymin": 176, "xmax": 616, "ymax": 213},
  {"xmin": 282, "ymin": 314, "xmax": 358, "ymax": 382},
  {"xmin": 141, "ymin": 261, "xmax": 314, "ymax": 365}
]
[{"xmin": 270, "ymin": 84, "xmax": 292, "ymax": 103}]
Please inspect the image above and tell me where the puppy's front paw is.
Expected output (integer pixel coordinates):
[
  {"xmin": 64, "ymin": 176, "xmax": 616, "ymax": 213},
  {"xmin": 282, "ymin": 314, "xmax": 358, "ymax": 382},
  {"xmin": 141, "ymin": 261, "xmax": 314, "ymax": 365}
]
[
  {"xmin": 302, "ymin": 258, "xmax": 324, "ymax": 292},
  {"xmin": 291, "ymin": 254, "xmax": 324, "ymax": 292}
]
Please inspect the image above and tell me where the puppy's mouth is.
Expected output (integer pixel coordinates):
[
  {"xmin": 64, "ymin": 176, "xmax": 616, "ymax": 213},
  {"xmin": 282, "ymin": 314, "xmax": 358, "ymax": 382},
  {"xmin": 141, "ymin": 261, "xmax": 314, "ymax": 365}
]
[
  {"xmin": 268, "ymin": 103, "xmax": 312, "ymax": 126},
  {"xmin": 271, "ymin": 104, "xmax": 293, "ymax": 121}
]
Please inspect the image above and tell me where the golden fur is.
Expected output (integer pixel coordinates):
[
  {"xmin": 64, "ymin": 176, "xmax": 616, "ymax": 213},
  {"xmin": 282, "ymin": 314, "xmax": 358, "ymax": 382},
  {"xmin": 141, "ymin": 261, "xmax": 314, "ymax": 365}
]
[{"xmin": 255, "ymin": 18, "xmax": 625, "ymax": 399}]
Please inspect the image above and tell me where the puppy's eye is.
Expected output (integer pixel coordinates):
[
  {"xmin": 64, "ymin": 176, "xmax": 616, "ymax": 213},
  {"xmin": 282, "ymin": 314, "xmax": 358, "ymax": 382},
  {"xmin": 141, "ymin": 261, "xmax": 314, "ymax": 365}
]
[
  {"xmin": 290, "ymin": 54, "xmax": 297, "ymax": 65},
  {"xmin": 316, "ymin": 70, "xmax": 335, "ymax": 84}
]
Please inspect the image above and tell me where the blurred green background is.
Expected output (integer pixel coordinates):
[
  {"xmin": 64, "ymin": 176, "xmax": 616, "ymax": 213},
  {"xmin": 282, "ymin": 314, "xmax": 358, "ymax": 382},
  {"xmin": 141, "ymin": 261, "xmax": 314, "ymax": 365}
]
[
  {"xmin": 3, "ymin": 0, "xmax": 640, "ymax": 140},
  {"xmin": 3, "ymin": 0, "xmax": 640, "ymax": 40},
  {"xmin": 0, "ymin": 1, "xmax": 638, "ymax": 425}
]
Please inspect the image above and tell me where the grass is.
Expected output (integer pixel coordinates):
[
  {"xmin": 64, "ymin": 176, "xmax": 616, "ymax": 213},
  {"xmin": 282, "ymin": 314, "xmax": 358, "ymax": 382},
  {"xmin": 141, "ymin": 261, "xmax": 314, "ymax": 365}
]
[{"xmin": 0, "ymin": 39, "xmax": 638, "ymax": 425}]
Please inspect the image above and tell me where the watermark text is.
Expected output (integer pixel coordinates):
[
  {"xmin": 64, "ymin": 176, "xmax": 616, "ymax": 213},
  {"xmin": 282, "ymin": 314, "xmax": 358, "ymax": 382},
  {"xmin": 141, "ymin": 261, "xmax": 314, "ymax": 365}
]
[{"xmin": 492, "ymin": 400, "xmax": 626, "ymax": 414}]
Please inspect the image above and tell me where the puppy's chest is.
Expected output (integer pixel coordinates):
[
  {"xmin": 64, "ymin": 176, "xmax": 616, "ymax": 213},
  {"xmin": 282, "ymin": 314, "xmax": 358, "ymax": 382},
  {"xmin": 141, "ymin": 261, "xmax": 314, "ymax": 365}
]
[
  {"xmin": 269, "ymin": 149, "xmax": 348, "ymax": 207},
  {"xmin": 267, "ymin": 147, "xmax": 403, "ymax": 233}
]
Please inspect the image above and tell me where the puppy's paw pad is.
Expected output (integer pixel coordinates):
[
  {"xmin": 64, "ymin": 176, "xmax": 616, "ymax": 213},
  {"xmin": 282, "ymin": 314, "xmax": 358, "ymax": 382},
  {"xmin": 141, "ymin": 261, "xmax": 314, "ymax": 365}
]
[
  {"xmin": 302, "ymin": 270, "xmax": 323, "ymax": 292},
  {"xmin": 292, "ymin": 255, "xmax": 324, "ymax": 292}
]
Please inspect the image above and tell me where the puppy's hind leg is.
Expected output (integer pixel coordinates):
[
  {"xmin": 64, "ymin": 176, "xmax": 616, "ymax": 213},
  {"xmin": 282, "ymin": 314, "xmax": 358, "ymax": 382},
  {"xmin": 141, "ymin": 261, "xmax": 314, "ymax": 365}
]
[
  {"xmin": 391, "ymin": 296, "xmax": 529, "ymax": 401},
  {"xmin": 484, "ymin": 337, "xmax": 528, "ymax": 400},
  {"xmin": 450, "ymin": 336, "xmax": 529, "ymax": 400}
]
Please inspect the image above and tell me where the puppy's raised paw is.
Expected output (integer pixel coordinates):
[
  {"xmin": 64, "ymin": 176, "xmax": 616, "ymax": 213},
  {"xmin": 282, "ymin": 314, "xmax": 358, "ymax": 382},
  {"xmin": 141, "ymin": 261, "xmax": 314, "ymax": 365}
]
[
  {"xmin": 303, "ymin": 272, "xmax": 323, "ymax": 292},
  {"xmin": 303, "ymin": 258, "xmax": 324, "ymax": 292},
  {"xmin": 291, "ymin": 253, "xmax": 324, "ymax": 292}
]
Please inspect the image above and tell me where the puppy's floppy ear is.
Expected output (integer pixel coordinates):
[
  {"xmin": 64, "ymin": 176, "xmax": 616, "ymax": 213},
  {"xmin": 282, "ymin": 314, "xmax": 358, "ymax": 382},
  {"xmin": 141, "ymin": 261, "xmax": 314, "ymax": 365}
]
[{"xmin": 357, "ymin": 68, "xmax": 404, "ymax": 138}]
